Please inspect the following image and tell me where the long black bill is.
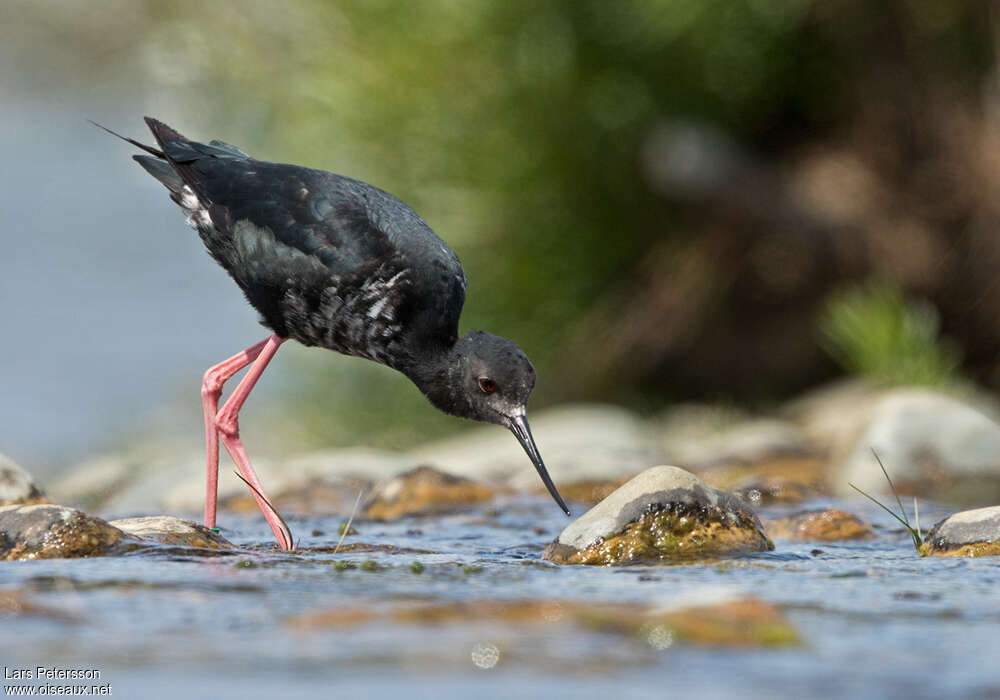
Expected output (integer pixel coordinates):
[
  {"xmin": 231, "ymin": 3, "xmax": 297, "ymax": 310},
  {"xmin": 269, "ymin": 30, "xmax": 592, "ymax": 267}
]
[{"xmin": 508, "ymin": 414, "xmax": 571, "ymax": 516}]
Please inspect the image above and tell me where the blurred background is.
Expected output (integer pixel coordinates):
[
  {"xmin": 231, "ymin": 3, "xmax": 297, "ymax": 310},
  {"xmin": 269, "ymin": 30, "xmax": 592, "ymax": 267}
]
[{"xmin": 3, "ymin": 0, "xmax": 1000, "ymax": 477}]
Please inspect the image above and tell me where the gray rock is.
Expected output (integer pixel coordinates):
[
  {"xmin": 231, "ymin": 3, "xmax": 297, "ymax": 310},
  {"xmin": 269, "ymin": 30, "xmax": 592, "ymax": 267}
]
[
  {"xmin": 161, "ymin": 447, "xmax": 413, "ymax": 515},
  {"xmin": 656, "ymin": 405, "xmax": 812, "ymax": 466},
  {"xmin": 410, "ymin": 403, "xmax": 663, "ymax": 489},
  {"xmin": 920, "ymin": 505, "xmax": 1000, "ymax": 556},
  {"xmin": 0, "ymin": 504, "xmax": 127, "ymax": 560},
  {"xmin": 780, "ymin": 379, "xmax": 888, "ymax": 453},
  {"xmin": 47, "ymin": 454, "xmax": 137, "ymax": 511},
  {"xmin": 543, "ymin": 466, "xmax": 772, "ymax": 565},
  {"xmin": 53, "ymin": 447, "xmax": 415, "ymax": 517},
  {"xmin": 835, "ymin": 389, "xmax": 1000, "ymax": 504},
  {"xmin": 0, "ymin": 454, "xmax": 46, "ymax": 505},
  {"xmin": 108, "ymin": 515, "xmax": 234, "ymax": 549}
]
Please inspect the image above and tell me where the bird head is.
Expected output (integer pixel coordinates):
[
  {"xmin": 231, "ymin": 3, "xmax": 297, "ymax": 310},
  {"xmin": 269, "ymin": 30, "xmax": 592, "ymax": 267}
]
[{"xmin": 421, "ymin": 330, "xmax": 570, "ymax": 516}]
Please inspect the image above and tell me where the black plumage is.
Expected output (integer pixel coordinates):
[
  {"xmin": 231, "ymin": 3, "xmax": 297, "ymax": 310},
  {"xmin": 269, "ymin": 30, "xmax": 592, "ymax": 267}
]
[
  {"xmin": 100, "ymin": 117, "xmax": 569, "ymax": 534},
  {"xmin": 135, "ymin": 119, "xmax": 465, "ymax": 374}
]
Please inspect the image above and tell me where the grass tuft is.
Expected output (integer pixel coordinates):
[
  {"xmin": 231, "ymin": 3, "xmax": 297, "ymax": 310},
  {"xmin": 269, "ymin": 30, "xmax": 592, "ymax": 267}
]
[
  {"xmin": 849, "ymin": 449, "xmax": 923, "ymax": 551},
  {"xmin": 819, "ymin": 281, "xmax": 961, "ymax": 387}
]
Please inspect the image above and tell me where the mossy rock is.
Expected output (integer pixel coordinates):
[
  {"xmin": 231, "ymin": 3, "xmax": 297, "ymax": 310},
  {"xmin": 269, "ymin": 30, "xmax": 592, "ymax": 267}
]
[
  {"xmin": 543, "ymin": 466, "xmax": 772, "ymax": 565},
  {"xmin": 363, "ymin": 465, "xmax": 496, "ymax": 520},
  {"xmin": 918, "ymin": 505, "xmax": 1000, "ymax": 557},
  {"xmin": 766, "ymin": 508, "xmax": 874, "ymax": 542},
  {"xmin": 0, "ymin": 504, "xmax": 127, "ymax": 560},
  {"xmin": 108, "ymin": 516, "xmax": 235, "ymax": 549},
  {"xmin": 0, "ymin": 455, "xmax": 48, "ymax": 506}
]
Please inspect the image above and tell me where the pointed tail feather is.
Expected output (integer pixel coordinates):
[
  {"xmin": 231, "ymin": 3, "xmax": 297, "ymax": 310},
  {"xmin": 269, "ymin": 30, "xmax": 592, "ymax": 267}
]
[
  {"xmin": 133, "ymin": 155, "xmax": 185, "ymax": 195},
  {"xmin": 88, "ymin": 119, "xmax": 164, "ymax": 157},
  {"xmin": 142, "ymin": 116, "xmax": 190, "ymax": 152}
]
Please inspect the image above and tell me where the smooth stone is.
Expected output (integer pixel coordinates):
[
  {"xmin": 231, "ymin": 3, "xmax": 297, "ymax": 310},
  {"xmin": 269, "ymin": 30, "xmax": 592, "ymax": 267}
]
[
  {"xmin": 835, "ymin": 389, "xmax": 1000, "ymax": 504},
  {"xmin": 363, "ymin": 466, "xmax": 496, "ymax": 520},
  {"xmin": 919, "ymin": 505, "xmax": 1000, "ymax": 557},
  {"xmin": 48, "ymin": 451, "xmax": 192, "ymax": 514},
  {"xmin": 0, "ymin": 454, "xmax": 47, "ymax": 506},
  {"xmin": 108, "ymin": 515, "xmax": 234, "ymax": 549},
  {"xmin": 409, "ymin": 403, "xmax": 663, "ymax": 490},
  {"xmin": 699, "ymin": 455, "xmax": 829, "ymax": 506},
  {"xmin": 657, "ymin": 405, "xmax": 815, "ymax": 466},
  {"xmin": 780, "ymin": 379, "xmax": 889, "ymax": 452},
  {"xmin": 541, "ymin": 477, "xmax": 632, "ymax": 506},
  {"xmin": 51, "ymin": 447, "xmax": 415, "ymax": 517},
  {"xmin": 765, "ymin": 508, "xmax": 874, "ymax": 541},
  {"xmin": 0, "ymin": 504, "xmax": 127, "ymax": 560},
  {"xmin": 543, "ymin": 466, "xmax": 773, "ymax": 565}
]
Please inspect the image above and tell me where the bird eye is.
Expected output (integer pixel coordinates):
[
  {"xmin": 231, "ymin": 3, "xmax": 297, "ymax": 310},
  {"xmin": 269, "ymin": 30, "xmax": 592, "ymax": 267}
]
[{"xmin": 478, "ymin": 377, "xmax": 498, "ymax": 394}]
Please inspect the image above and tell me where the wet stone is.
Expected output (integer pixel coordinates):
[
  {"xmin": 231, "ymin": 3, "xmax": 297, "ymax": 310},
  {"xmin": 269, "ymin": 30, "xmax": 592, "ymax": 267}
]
[
  {"xmin": 697, "ymin": 456, "xmax": 830, "ymax": 506},
  {"xmin": 919, "ymin": 505, "xmax": 1000, "ymax": 557},
  {"xmin": 108, "ymin": 516, "xmax": 235, "ymax": 549},
  {"xmin": 542, "ymin": 466, "xmax": 773, "ymax": 565},
  {"xmin": 219, "ymin": 475, "xmax": 373, "ymax": 517},
  {"xmin": 363, "ymin": 466, "xmax": 496, "ymax": 520},
  {"xmin": 765, "ymin": 508, "xmax": 874, "ymax": 541},
  {"xmin": 0, "ymin": 504, "xmax": 127, "ymax": 560},
  {"xmin": 544, "ymin": 478, "xmax": 632, "ymax": 506},
  {"xmin": 836, "ymin": 389, "xmax": 1000, "ymax": 504},
  {"xmin": 0, "ymin": 454, "xmax": 47, "ymax": 506}
]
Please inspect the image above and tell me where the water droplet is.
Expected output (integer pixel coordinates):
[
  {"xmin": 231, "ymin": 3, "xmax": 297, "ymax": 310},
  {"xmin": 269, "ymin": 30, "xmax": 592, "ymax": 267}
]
[{"xmin": 470, "ymin": 642, "xmax": 500, "ymax": 669}]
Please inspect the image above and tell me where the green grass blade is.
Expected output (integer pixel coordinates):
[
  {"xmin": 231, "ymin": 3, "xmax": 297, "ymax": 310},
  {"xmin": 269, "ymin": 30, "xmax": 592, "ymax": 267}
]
[
  {"xmin": 233, "ymin": 470, "xmax": 295, "ymax": 550},
  {"xmin": 870, "ymin": 448, "xmax": 911, "ymax": 529},
  {"xmin": 849, "ymin": 482, "xmax": 914, "ymax": 530}
]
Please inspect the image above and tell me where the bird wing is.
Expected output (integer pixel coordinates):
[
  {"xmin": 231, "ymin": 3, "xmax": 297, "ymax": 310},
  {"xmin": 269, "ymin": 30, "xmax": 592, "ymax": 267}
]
[{"xmin": 136, "ymin": 118, "xmax": 468, "ymax": 347}]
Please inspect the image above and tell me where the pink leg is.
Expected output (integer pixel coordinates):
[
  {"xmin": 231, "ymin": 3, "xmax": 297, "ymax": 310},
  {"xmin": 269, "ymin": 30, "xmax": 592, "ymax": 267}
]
[
  {"xmin": 201, "ymin": 337, "xmax": 270, "ymax": 529},
  {"xmin": 214, "ymin": 335, "xmax": 293, "ymax": 550}
]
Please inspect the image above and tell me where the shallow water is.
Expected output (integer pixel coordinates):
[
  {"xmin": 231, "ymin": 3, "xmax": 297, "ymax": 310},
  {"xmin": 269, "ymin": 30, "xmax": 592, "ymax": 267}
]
[{"xmin": 2, "ymin": 496, "xmax": 999, "ymax": 700}]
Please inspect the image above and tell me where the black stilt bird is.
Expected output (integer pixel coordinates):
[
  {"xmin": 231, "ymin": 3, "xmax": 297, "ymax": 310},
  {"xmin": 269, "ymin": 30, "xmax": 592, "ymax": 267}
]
[{"xmin": 97, "ymin": 118, "xmax": 570, "ymax": 549}]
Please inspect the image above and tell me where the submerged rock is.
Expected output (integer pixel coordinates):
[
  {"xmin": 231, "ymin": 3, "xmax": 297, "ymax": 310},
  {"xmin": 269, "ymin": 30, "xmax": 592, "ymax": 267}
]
[
  {"xmin": 108, "ymin": 516, "xmax": 234, "ymax": 549},
  {"xmin": 289, "ymin": 595, "xmax": 799, "ymax": 648},
  {"xmin": 363, "ymin": 466, "xmax": 496, "ymax": 520},
  {"xmin": 542, "ymin": 466, "xmax": 773, "ymax": 565},
  {"xmin": 0, "ymin": 454, "xmax": 47, "ymax": 506},
  {"xmin": 0, "ymin": 504, "xmax": 127, "ymax": 560},
  {"xmin": 919, "ymin": 505, "xmax": 1000, "ymax": 557},
  {"xmin": 766, "ymin": 508, "xmax": 874, "ymax": 541},
  {"xmin": 0, "ymin": 589, "xmax": 81, "ymax": 623}
]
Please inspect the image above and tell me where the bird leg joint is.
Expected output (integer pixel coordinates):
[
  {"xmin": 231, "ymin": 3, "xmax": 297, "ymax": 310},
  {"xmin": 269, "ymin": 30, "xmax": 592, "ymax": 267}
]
[{"xmin": 215, "ymin": 411, "xmax": 239, "ymax": 439}]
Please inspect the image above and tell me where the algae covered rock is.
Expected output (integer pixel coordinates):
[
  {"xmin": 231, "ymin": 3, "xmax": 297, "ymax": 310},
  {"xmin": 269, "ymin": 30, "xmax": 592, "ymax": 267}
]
[
  {"xmin": 766, "ymin": 508, "xmax": 874, "ymax": 541},
  {"xmin": 0, "ymin": 504, "xmax": 127, "ymax": 560},
  {"xmin": 0, "ymin": 454, "xmax": 47, "ymax": 506},
  {"xmin": 108, "ymin": 516, "xmax": 234, "ymax": 549},
  {"xmin": 363, "ymin": 466, "xmax": 496, "ymax": 520},
  {"xmin": 542, "ymin": 466, "xmax": 772, "ymax": 565},
  {"xmin": 919, "ymin": 505, "xmax": 1000, "ymax": 557}
]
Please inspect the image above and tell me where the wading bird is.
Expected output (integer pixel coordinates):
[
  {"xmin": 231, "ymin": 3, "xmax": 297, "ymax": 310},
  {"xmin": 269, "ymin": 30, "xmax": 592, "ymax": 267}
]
[{"xmin": 99, "ymin": 118, "xmax": 569, "ymax": 549}]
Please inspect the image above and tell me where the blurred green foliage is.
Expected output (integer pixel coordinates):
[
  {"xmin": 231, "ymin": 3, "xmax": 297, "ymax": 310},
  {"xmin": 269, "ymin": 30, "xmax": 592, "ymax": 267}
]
[
  {"xmin": 138, "ymin": 0, "xmax": 987, "ymax": 446},
  {"xmin": 819, "ymin": 282, "xmax": 963, "ymax": 387},
  {"xmin": 14, "ymin": 0, "xmax": 994, "ymax": 447},
  {"xmin": 245, "ymin": 0, "xmax": 828, "ymax": 445}
]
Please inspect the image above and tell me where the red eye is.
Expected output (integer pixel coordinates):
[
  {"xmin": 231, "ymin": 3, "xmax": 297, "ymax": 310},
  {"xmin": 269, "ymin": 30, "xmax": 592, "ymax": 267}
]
[{"xmin": 478, "ymin": 377, "xmax": 498, "ymax": 394}]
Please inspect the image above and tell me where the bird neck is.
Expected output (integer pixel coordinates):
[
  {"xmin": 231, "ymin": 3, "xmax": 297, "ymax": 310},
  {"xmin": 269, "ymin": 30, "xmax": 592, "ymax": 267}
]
[{"xmin": 401, "ymin": 341, "xmax": 467, "ymax": 418}]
